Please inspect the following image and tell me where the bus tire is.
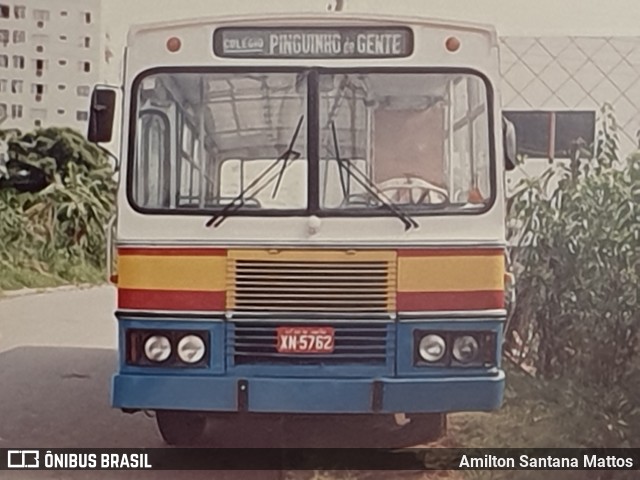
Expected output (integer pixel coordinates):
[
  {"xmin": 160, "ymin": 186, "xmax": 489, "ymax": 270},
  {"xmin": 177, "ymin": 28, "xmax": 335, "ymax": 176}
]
[
  {"xmin": 404, "ymin": 413, "xmax": 447, "ymax": 444},
  {"xmin": 155, "ymin": 410, "xmax": 207, "ymax": 446}
]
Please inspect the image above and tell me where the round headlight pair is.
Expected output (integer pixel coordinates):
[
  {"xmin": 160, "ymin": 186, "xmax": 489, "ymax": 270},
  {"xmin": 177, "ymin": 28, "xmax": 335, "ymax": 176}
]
[
  {"xmin": 143, "ymin": 335, "xmax": 206, "ymax": 364},
  {"xmin": 418, "ymin": 334, "xmax": 479, "ymax": 364}
]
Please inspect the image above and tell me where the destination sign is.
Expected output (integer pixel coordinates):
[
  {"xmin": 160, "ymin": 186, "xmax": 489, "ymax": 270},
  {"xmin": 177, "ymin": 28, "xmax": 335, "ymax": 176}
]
[{"xmin": 214, "ymin": 27, "xmax": 413, "ymax": 59}]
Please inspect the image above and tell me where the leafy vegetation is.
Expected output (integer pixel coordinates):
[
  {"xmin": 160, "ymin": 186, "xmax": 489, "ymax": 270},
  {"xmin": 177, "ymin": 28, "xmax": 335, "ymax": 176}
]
[
  {"xmin": 451, "ymin": 366, "xmax": 636, "ymax": 479},
  {"xmin": 503, "ymin": 103, "xmax": 639, "ymax": 448},
  {"xmin": 444, "ymin": 104, "xmax": 639, "ymax": 479},
  {"xmin": 0, "ymin": 127, "xmax": 116, "ymax": 291}
]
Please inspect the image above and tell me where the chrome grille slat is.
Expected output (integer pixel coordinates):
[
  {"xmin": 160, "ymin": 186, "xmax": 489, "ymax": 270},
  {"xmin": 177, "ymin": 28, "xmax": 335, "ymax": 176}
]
[
  {"xmin": 230, "ymin": 305, "xmax": 388, "ymax": 312},
  {"xmin": 232, "ymin": 352, "xmax": 388, "ymax": 359},
  {"xmin": 230, "ymin": 293, "xmax": 388, "ymax": 298},
  {"xmin": 230, "ymin": 335, "xmax": 386, "ymax": 341},
  {"xmin": 234, "ymin": 282, "xmax": 390, "ymax": 287},
  {"xmin": 232, "ymin": 343, "xmax": 386, "ymax": 350},
  {"xmin": 228, "ymin": 255, "xmax": 395, "ymax": 313}
]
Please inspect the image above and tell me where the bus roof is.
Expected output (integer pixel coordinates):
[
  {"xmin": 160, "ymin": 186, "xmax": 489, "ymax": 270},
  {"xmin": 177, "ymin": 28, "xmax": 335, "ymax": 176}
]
[{"xmin": 127, "ymin": 12, "xmax": 498, "ymax": 45}]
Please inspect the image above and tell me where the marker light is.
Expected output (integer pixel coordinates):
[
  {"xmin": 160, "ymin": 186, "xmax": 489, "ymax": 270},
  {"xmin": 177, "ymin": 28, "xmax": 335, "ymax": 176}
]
[
  {"xmin": 177, "ymin": 335, "xmax": 206, "ymax": 364},
  {"xmin": 445, "ymin": 36, "xmax": 461, "ymax": 52},
  {"xmin": 144, "ymin": 335, "xmax": 171, "ymax": 362},
  {"xmin": 166, "ymin": 37, "xmax": 182, "ymax": 53},
  {"xmin": 418, "ymin": 334, "xmax": 446, "ymax": 362}
]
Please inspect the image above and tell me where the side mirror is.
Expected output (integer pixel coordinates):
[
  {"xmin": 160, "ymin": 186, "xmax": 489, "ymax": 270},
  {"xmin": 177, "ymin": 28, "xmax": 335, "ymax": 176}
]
[
  {"xmin": 503, "ymin": 117, "xmax": 517, "ymax": 171},
  {"xmin": 88, "ymin": 88, "xmax": 116, "ymax": 143}
]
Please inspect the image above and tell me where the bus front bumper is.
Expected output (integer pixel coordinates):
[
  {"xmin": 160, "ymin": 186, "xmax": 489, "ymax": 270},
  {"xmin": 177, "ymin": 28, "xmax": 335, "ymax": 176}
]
[{"xmin": 112, "ymin": 371, "xmax": 505, "ymax": 414}]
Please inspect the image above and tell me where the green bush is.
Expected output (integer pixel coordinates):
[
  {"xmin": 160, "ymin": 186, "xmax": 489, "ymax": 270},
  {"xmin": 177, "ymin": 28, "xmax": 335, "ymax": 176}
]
[
  {"xmin": 0, "ymin": 127, "xmax": 116, "ymax": 288},
  {"xmin": 506, "ymin": 104, "xmax": 639, "ymax": 445}
]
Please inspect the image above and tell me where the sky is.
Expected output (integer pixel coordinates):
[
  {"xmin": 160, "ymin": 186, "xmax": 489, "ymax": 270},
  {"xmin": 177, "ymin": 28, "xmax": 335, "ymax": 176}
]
[{"xmin": 100, "ymin": 0, "xmax": 640, "ymax": 80}]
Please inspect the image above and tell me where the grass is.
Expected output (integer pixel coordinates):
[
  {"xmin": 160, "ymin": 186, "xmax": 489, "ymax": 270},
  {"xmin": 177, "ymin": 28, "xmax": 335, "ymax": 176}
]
[
  {"xmin": 451, "ymin": 363, "xmax": 637, "ymax": 480},
  {"xmin": 284, "ymin": 364, "xmax": 636, "ymax": 480},
  {"xmin": 452, "ymin": 363, "xmax": 628, "ymax": 448}
]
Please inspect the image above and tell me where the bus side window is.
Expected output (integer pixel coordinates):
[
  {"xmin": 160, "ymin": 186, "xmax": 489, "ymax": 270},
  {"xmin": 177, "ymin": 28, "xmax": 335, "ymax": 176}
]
[
  {"xmin": 137, "ymin": 111, "xmax": 171, "ymax": 208},
  {"xmin": 177, "ymin": 124, "xmax": 202, "ymax": 207}
]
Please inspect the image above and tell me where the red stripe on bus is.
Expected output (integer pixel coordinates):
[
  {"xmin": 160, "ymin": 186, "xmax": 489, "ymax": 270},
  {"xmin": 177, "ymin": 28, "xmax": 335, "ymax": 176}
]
[
  {"xmin": 118, "ymin": 248, "xmax": 227, "ymax": 256},
  {"xmin": 118, "ymin": 289, "xmax": 226, "ymax": 311},
  {"xmin": 397, "ymin": 248, "xmax": 504, "ymax": 257},
  {"xmin": 397, "ymin": 291, "xmax": 505, "ymax": 311}
]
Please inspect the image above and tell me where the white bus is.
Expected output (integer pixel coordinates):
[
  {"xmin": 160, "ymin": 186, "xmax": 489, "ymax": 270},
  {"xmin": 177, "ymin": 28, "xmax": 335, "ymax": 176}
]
[{"xmin": 88, "ymin": 10, "xmax": 516, "ymax": 446}]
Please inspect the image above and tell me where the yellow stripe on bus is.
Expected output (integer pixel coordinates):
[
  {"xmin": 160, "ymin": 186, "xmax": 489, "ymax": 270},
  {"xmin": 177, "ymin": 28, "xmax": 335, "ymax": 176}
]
[
  {"xmin": 118, "ymin": 255, "xmax": 227, "ymax": 291},
  {"xmin": 398, "ymin": 255, "xmax": 504, "ymax": 292}
]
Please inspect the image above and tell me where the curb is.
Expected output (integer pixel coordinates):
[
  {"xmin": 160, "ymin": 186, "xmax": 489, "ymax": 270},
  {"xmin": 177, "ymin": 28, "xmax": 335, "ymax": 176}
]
[{"xmin": 0, "ymin": 283, "xmax": 107, "ymax": 299}]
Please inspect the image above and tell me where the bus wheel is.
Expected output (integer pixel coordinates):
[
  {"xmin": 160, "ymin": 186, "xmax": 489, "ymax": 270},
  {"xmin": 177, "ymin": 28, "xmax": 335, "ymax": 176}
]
[
  {"xmin": 155, "ymin": 410, "xmax": 207, "ymax": 446},
  {"xmin": 401, "ymin": 413, "xmax": 447, "ymax": 444}
]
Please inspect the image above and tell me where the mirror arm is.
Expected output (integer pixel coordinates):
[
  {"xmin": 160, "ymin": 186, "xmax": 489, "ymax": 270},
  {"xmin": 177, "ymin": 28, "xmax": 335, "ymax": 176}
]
[
  {"xmin": 93, "ymin": 82, "xmax": 123, "ymax": 91},
  {"xmin": 97, "ymin": 144, "xmax": 120, "ymax": 172}
]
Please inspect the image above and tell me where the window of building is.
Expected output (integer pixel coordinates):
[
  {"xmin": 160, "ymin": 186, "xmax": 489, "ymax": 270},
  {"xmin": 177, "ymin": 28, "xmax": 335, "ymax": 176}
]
[
  {"xmin": 76, "ymin": 111, "xmax": 88, "ymax": 121},
  {"xmin": 76, "ymin": 85, "xmax": 90, "ymax": 97},
  {"xmin": 34, "ymin": 120, "xmax": 41, "ymax": 127},
  {"xmin": 33, "ymin": 9, "xmax": 49, "ymax": 21},
  {"xmin": 0, "ymin": 55, "xmax": 7, "ymax": 68},
  {"xmin": 57, "ymin": 108, "xmax": 65, "ymax": 115},
  {"xmin": 0, "ymin": 103, "xmax": 7, "ymax": 118},
  {"xmin": 57, "ymin": 84, "xmax": 66, "ymax": 91},
  {"xmin": 59, "ymin": 34, "xmax": 67, "ymax": 42},
  {"xmin": 32, "ymin": 84, "xmax": 46, "ymax": 103},
  {"xmin": 36, "ymin": 45, "xmax": 43, "ymax": 53},
  {"xmin": 13, "ymin": 55, "xmax": 25, "ymax": 69},
  {"xmin": 11, "ymin": 104, "xmax": 22, "ymax": 118},
  {"xmin": 83, "ymin": 36, "xmax": 91, "ymax": 48},
  {"xmin": 11, "ymin": 80, "xmax": 22, "ymax": 94},
  {"xmin": 84, "ymin": 12, "xmax": 92, "ymax": 24},
  {"xmin": 32, "ymin": 34, "xmax": 48, "ymax": 44},
  {"xmin": 60, "ymin": 11, "xmax": 68, "ymax": 17},
  {"xmin": 13, "ymin": 30, "xmax": 26, "ymax": 44},
  {"xmin": 0, "ymin": 79, "xmax": 7, "ymax": 92},
  {"xmin": 14, "ymin": 6, "xmax": 26, "ymax": 19},
  {"xmin": 36, "ymin": 21, "xmax": 44, "ymax": 29},
  {"xmin": 503, "ymin": 111, "xmax": 597, "ymax": 160},
  {"xmin": 0, "ymin": 30, "xmax": 9, "ymax": 46},
  {"xmin": 81, "ymin": 61, "xmax": 91, "ymax": 73},
  {"xmin": 0, "ymin": 5, "xmax": 10, "ymax": 18},
  {"xmin": 58, "ymin": 59, "xmax": 67, "ymax": 66},
  {"xmin": 31, "ymin": 108, "xmax": 46, "ymax": 120},
  {"xmin": 34, "ymin": 59, "xmax": 47, "ymax": 74}
]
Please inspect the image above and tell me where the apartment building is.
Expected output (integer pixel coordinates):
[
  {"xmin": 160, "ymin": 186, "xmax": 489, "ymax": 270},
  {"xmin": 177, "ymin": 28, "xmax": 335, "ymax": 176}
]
[{"xmin": 0, "ymin": 0, "xmax": 101, "ymax": 133}]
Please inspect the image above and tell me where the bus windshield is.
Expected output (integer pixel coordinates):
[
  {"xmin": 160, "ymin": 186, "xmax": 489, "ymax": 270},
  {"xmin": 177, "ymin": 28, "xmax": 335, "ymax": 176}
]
[{"xmin": 130, "ymin": 70, "xmax": 492, "ymax": 214}]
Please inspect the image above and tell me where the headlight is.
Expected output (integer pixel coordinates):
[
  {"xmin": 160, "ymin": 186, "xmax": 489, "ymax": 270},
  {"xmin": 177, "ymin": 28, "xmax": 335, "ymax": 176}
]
[
  {"xmin": 452, "ymin": 335, "xmax": 479, "ymax": 364},
  {"xmin": 177, "ymin": 335, "xmax": 206, "ymax": 364},
  {"xmin": 418, "ymin": 334, "xmax": 446, "ymax": 362},
  {"xmin": 144, "ymin": 335, "xmax": 171, "ymax": 362}
]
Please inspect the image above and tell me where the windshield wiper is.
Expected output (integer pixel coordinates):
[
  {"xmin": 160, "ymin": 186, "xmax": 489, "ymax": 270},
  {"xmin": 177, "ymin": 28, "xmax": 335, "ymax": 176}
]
[
  {"xmin": 205, "ymin": 115, "xmax": 304, "ymax": 228},
  {"xmin": 271, "ymin": 117, "xmax": 304, "ymax": 198},
  {"xmin": 330, "ymin": 121, "xmax": 419, "ymax": 231}
]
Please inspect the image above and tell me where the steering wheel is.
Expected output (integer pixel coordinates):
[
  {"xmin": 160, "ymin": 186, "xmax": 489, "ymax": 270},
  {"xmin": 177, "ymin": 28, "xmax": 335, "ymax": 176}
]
[{"xmin": 377, "ymin": 174, "xmax": 449, "ymax": 205}]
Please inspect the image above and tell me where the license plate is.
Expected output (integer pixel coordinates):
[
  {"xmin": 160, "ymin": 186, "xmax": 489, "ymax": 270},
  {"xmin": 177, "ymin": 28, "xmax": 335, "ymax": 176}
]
[{"xmin": 276, "ymin": 326, "xmax": 335, "ymax": 353}]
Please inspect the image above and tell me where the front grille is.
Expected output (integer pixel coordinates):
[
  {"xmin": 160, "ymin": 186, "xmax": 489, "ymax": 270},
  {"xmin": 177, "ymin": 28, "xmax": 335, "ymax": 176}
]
[
  {"xmin": 229, "ymin": 322, "xmax": 392, "ymax": 366},
  {"xmin": 227, "ymin": 250, "xmax": 396, "ymax": 313}
]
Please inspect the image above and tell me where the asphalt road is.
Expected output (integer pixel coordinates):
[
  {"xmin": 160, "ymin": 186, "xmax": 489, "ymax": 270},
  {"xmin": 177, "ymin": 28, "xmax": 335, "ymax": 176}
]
[{"xmin": 0, "ymin": 286, "xmax": 455, "ymax": 480}]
